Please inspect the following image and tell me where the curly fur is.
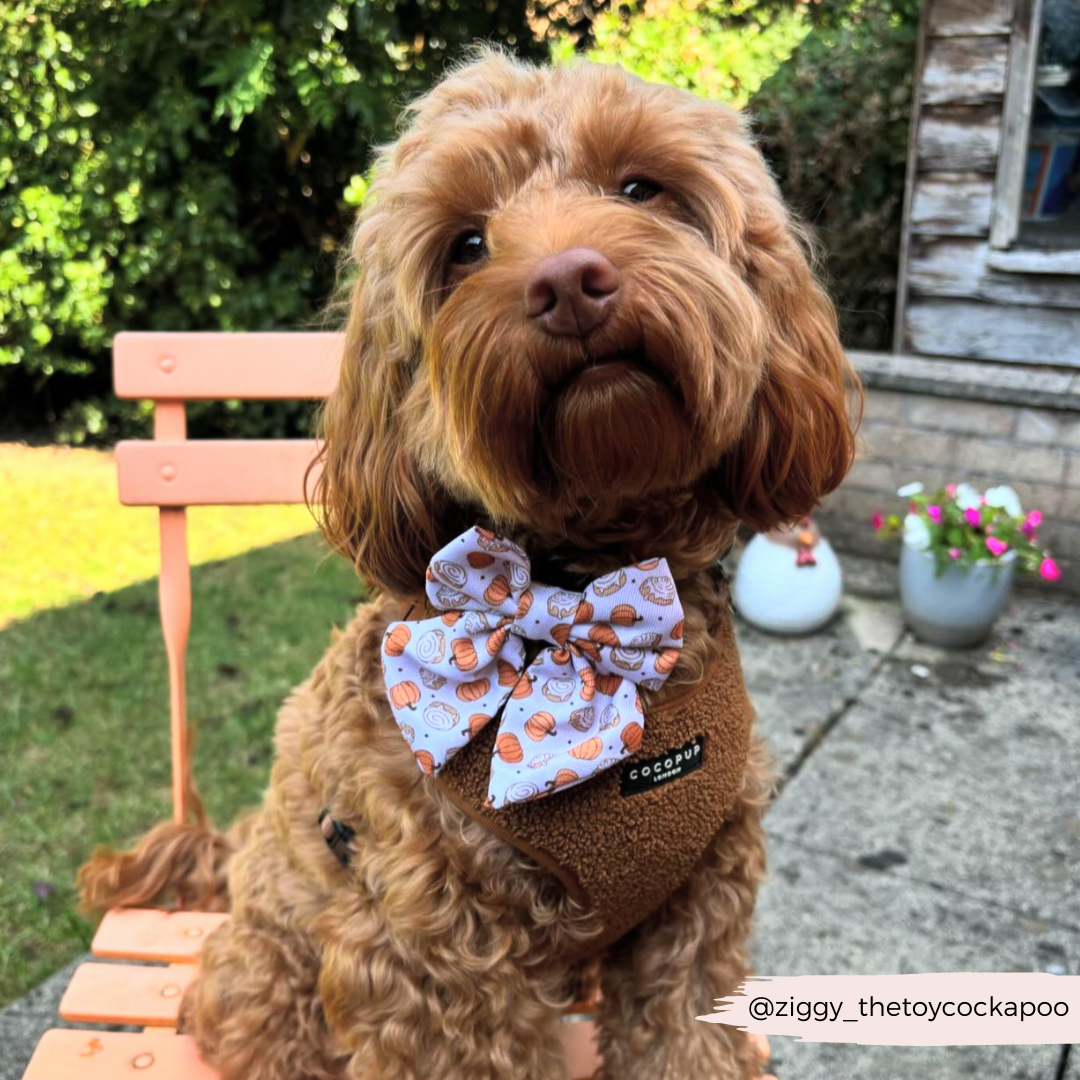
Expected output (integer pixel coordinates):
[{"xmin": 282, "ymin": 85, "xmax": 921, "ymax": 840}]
[{"xmin": 81, "ymin": 50, "xmax": 859, "ymax": 1080}]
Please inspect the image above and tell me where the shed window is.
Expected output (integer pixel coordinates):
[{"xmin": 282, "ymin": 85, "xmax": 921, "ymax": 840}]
[
  {"xmin": 991, "ymin": 0, "xmax": 1080, "ymax": 270},
  {"xmin": 1017, "ymin": 3, "xmax": 1080, "ymax": 251}
]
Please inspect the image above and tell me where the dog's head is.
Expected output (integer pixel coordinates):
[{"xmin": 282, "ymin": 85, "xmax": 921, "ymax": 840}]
[{"xmin": 318, "ymin": 52, "xmax": 860, "ymax": 594}]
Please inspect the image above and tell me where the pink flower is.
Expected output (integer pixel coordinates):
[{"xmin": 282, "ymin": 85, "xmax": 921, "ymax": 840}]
[
  {"xmin": 986, "ymin": 537, "xmax": 1008, "ymax": 557},
  {"xmin": 949, "ymin": 547, "xmax": 962, "ymax": 560},
  {"xmin": 1025, "ymin": 510, "xmax": 1042, "ymax": 529},
  {"xmin": 871, "ymin": 511, "xmax": 884, "ymax": 531},
  {"xmin": 1040, "ymin": 558, "xmax": 1061, "ymax": 582},
  {"xmin": 927, "ymin": 504, "xmax": 942, "ymax": 523},
  {"xmin": 945, "ymin": 483, "xmax": 957, "ymax": 497},
  {"xmin": 965, "ymin": 507, "xmax": 981, "ymax": 528}
]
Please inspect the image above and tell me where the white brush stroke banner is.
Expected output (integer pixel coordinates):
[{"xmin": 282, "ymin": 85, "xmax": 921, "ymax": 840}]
[{"xmin": 697, "ymin": 974, "xmax": 1080, "ymax": 1045}]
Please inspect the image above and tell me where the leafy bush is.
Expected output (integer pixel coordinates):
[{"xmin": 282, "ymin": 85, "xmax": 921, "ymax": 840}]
[
  {"xmin": 554, "ymin": 0, "xmax": 811, "ymax": 109},
  {"xmin": 0, "ymin": 0, "xmax": 545, "ymax": 442},
  {"xmin": 748, "ymin": 0, "xmax": 921, "ymax": 349}
]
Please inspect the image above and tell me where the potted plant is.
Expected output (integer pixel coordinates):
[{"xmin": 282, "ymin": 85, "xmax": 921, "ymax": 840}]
[{"xmin": 874, "ymin": 482, "xmax": 1061, "ymax": 647}]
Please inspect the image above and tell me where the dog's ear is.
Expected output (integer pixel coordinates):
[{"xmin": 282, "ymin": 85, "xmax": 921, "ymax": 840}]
[
  {"xmin": 313, "ymin": 208, "xmax": 444, "ymax": 596},
  {"xmin": 715, "ymin": 200, "xmax": 862, "ymax": 532}
]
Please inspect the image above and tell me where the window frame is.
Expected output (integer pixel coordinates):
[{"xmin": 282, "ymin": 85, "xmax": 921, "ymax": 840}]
[{"xmin": 989, "ymin": 0, "xmax": 1046, "ymax": 250}]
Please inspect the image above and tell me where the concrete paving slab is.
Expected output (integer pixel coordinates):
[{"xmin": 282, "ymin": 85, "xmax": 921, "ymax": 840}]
[
  {"xmin": 765, "ymin": 594, "xmax": 1080, "ymax": 930},
  {"xmin": 1062, "ymin": 1044, "xmax": 1078, "ymax": 1079},
  {"xmin": 736, "ymin": 594, "xmax": 904, "ymax": 774},
  {"xmin": 892, "ymin": 593, "xmax": 1080, "ymax": 673},
  {"xmin": 0, "ymin": 957, "xmax": 140, "ymax": 1079},
  {"xmin": 0, "ymin": 959, "xmax": 82, "ymax": 1021},
  {"xmin": 832, "ymin": 551, "xmax": 901, "ymax": 601},
  {"xmin": 751, "ymin": 836, "xmax": 1072, "ymax": 1080},
  {"xmin": 0, "ymin": 1015, "xmax": 44, "ymax": 1080},
  {"xmin": 0, "ymin": 959, "xmax": 80, "ymax": 1080}
]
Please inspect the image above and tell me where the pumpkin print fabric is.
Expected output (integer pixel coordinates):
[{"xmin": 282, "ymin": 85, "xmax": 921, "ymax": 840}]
[{"xmin": 382, "ymin": 527, "xmax": 684, "ymax": 808}]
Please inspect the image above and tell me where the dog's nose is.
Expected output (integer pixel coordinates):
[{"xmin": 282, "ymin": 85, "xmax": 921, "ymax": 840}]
[{"xmin": 525, "ymin": 248, "xmax": 620, "ymax": 337}]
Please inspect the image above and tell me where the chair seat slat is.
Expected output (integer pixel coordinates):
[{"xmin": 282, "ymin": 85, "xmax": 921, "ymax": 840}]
[
  {"xmin": 59, "ymin": 962, "xmax": 196, "ymax": 1026},
  {"xmin": 92, "ymin": 909, "xmax": 228, "ymax": 962},
  {"xmin": 25, "ymin": 1022, "xmax": 598, "ymax": 1080},
  {"xmin": 114, "ymin": 332, "xmax": 342, "ymax": 401},
  {"xmin": 23, "ymin": 1030, "xmax": 218, "ymax": 1080},
  {"xmin": 116, "ymin": 440, "xmax": 320, "ymax": 507}
]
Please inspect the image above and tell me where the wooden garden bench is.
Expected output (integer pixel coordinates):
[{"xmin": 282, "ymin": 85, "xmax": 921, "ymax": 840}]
[{"xmin": 21, "ymin": 331, "xmax": 770, "ymax": 1080}]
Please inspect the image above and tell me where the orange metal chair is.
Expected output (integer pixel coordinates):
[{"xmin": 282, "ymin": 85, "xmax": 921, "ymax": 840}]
[{"xmin": 21, "ymin": 332, "xmax": 770, "ymax": 1080}]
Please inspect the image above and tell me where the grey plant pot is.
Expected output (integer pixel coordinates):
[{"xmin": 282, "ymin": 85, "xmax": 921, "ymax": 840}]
[{"xmin": 899, "ymin": 545, "xmax": 1016, "ymax": 648}]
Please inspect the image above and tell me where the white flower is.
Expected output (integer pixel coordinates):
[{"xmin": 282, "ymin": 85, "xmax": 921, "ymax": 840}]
[
  {"xmin": 954, "ymin": 483, "xmax": 981, "ymax": 511},
  {"xmin": 984, "ymin": 485, "xmax": 1022, "ymax": 519},
  {"xmin": 897, "ymin": 482, "xmax": 923, "ymax": 498},
  {"xmin": 903, "ymin": 513, "xmax": 932, "ymax": 551}
]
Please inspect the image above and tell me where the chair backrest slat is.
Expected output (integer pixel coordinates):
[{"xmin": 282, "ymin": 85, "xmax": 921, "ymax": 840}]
[
  {"xmin": 114, "ymin": 331, "xmax": 344, "ymax": 401},
  {"xmin": 114, "ymin": 332, "xmax": 339, "ymax": 827},
  {"xmin": 117, "ymin": 439, "xmax": 320, "ymax": 507}
]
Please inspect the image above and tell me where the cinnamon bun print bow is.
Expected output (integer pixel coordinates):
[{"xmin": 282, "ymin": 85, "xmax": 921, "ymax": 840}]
[{"xmin": 381, "ymin": 527, "xmax": 684, "ymax": 808}]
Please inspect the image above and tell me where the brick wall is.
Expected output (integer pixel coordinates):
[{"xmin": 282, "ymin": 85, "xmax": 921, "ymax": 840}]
[{"xmin": 818, "ymin": 386, "xmax": 1080, "ymax": 593}]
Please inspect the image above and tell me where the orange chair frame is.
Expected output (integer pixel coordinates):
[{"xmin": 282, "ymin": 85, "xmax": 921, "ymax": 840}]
[{"xmin": 114, "ymin": 331, "xmax": 342, "ymax": 824}]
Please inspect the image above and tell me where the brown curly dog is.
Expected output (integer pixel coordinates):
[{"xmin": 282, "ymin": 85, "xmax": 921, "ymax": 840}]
[{"xmin": 80, "ymin": 50, "xmax": 859, "ymax": 1080}]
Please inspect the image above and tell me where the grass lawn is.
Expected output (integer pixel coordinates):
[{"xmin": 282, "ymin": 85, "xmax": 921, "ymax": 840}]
[
  {"xmin": 0, "ymin": 444, "xmax": 362, "ymax": 1007},
  {"xmin": 1, "ymin": 443, "xmax": 320, "ymax": 626}
]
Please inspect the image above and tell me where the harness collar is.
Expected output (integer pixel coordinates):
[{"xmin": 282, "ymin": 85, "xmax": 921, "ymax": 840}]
[{"xmin": 319, "ymin": 808, "xmax": 355, "ymax": 867}]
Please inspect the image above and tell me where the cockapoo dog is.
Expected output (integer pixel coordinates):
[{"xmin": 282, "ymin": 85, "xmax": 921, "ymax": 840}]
[{"xmin": 82, "ymin": 51, "xmax": 859, "ymax": 1080}]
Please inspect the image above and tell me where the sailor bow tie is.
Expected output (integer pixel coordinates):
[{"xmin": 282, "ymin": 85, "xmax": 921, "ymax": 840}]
[{"xmin": 382, "ymin": 527, "xmax": 684, "ymax": 808}]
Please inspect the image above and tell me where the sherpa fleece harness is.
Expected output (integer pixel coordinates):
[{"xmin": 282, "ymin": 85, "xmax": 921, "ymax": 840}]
[{"xmin": 358, "ymin": 528, "xmax": 754, "ymax": 953}]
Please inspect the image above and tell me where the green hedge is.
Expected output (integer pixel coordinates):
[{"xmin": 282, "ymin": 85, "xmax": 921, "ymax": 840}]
[
  {"xmin": 557, "ymin": 0, "xmax": 811, "ymax": 109},
  {"xmin": 1, "ymin": 0, "xmax": 919, "ymax": 444},
  {"xmin": 0, "ymin": 0, "xmax": 545, "ymax": 443},
  {"xmin": 750, "ymin": 0, "xmax": 921, "ymax": 349}
]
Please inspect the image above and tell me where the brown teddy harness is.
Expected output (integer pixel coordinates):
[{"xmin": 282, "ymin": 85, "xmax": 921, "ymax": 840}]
[{"xmin": 322, "ymin": 600, "xmax": 753, "ymax": 955}]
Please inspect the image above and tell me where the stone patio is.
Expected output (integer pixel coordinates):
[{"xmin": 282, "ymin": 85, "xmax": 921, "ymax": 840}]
[
  {"xmin": 747, "ymin": 555, "xmax": 1078, "ymax": 1080},
  {"xmin": 2, "ymin": 553, "xmax": 1077, "ymax": 1079}
]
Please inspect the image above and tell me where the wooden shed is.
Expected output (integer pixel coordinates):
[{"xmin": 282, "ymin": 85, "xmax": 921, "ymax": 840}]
[
  {"xmin": 821, "ymin": 0, "xmax": 1080, "ymax": 591},
  {"xmin": 895, "ymin": 0, "xmax": 1080, "ymax": 362}
]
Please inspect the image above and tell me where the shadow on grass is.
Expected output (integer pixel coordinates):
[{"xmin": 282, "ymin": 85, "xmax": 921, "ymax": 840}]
[{"xmin": 0, "ymin": 533, "xmax": 363, "ymax": 1008}]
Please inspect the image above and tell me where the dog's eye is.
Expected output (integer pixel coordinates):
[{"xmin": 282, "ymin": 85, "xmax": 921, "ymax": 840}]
[
  {"xmin": 620, "ymin": 178, "xmax": 663, "ymax": 203},
  {"xmin": 451, "ymin": 230, "xmax": 487, "ymax": 265}
]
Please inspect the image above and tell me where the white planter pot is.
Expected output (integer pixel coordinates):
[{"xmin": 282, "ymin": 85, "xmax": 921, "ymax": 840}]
[
  {"xmin": 733, "ymin": 532, "xmax": 842, "ymax": 635},
  {"xmin": 899, "ymin": 544, "xmax": 1015, "ymax": 648}
]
